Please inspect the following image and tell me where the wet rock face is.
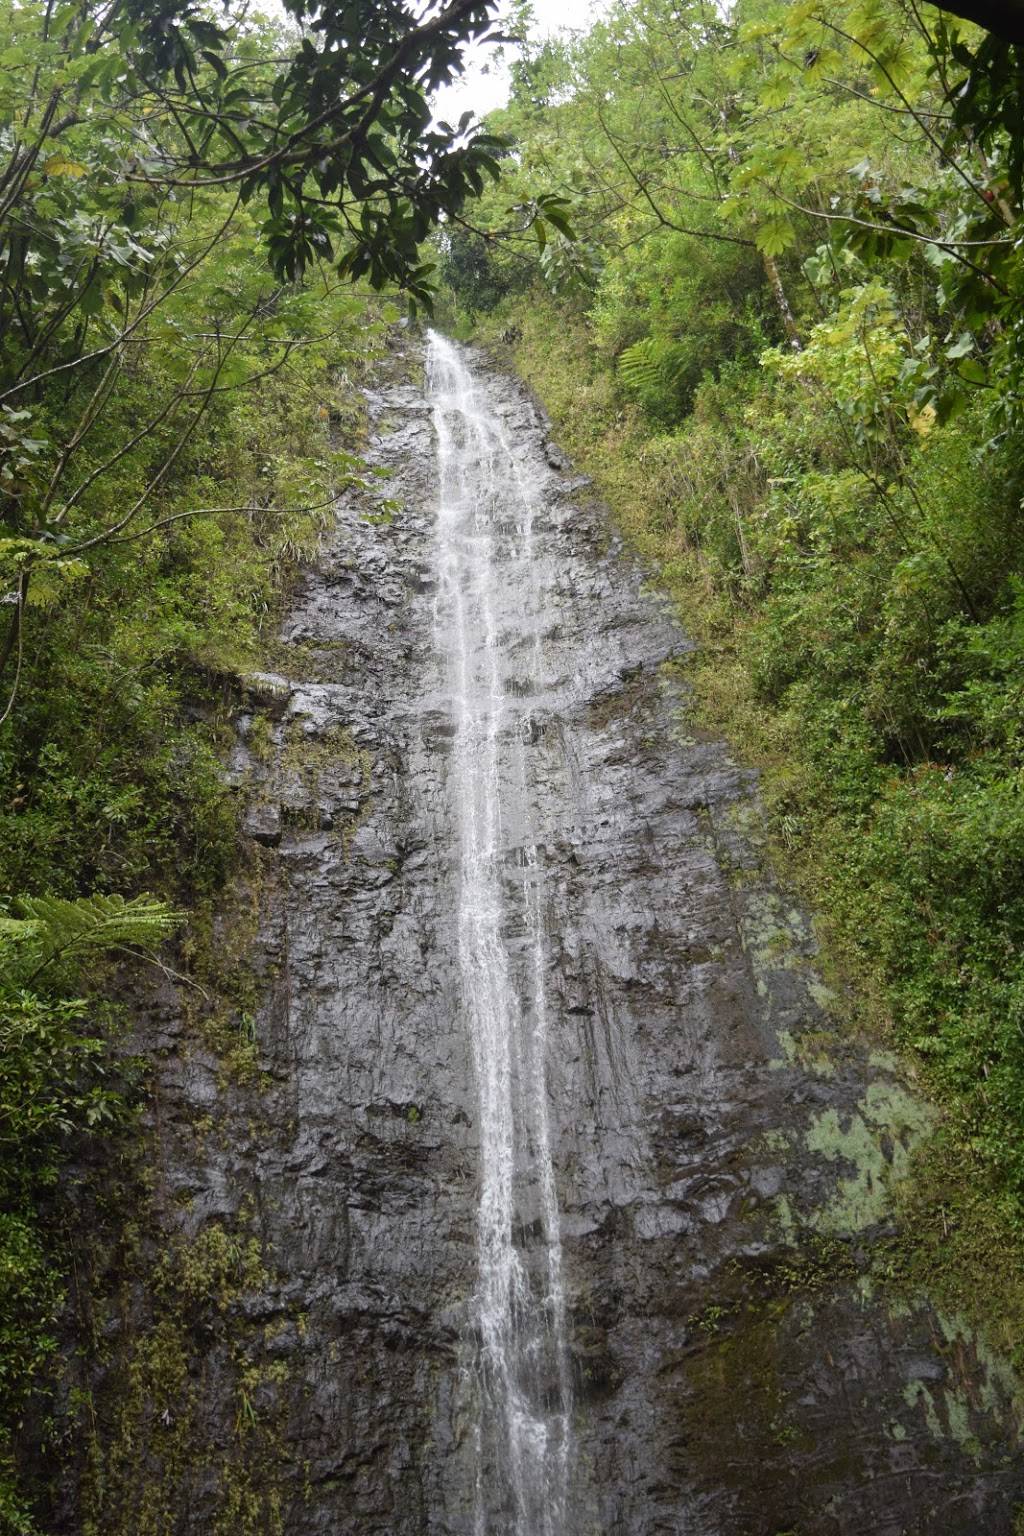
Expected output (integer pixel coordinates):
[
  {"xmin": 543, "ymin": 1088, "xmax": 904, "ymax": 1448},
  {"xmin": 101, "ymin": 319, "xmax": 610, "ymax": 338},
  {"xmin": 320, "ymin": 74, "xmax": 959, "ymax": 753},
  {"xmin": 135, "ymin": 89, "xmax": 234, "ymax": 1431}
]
[
  {"xmin": 63, "ymin": 336, "xmax": 1023, "ymax": 1535},
  {"xmin": 410, "ymin": 347, "xmax": 1023, "ymax": 1536}
]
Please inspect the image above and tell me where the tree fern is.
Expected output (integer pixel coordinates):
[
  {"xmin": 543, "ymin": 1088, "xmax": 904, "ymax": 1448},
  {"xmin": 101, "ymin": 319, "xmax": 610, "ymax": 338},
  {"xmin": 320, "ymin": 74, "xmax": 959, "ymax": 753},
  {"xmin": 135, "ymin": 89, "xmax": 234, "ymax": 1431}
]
[{"xmin": 0, "ymin": 893, "xmax": 181, "ymax": 986}]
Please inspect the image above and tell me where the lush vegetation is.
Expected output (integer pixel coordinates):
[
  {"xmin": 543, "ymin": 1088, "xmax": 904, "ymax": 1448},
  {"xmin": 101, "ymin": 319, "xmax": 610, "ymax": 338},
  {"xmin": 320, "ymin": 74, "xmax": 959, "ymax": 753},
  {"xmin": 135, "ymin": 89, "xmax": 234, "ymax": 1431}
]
[
  {"xmin": 438, "ymin": 0, "xmax": 1024, "ymax": 1324},
  {"xmin": 0, "ymin": 0, "xmax": 521, "ymax": 1525}
]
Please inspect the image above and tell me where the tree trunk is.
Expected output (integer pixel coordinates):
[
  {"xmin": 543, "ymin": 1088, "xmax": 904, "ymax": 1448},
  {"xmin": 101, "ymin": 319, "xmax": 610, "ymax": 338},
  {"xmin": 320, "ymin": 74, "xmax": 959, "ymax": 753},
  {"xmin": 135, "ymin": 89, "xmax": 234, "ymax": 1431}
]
[
  {"xmin": 0, "ymin": 575, "xmax": 25, "ymax": 684},
  {"xmin": 762, "ymin": 251, "xmax": 802, "ymax": 350}
]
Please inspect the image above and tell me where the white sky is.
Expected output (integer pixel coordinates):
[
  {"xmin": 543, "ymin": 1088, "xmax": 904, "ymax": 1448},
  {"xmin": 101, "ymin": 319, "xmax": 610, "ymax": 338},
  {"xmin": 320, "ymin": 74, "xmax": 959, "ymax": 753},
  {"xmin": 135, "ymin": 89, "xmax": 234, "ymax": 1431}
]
[
  {"xmin": 433, "ymin": 0, "xmax": 606, "ymax": 123},
  {"xmin": 255, "ymin": 1, "xmax": 605, "ymax": 123}
]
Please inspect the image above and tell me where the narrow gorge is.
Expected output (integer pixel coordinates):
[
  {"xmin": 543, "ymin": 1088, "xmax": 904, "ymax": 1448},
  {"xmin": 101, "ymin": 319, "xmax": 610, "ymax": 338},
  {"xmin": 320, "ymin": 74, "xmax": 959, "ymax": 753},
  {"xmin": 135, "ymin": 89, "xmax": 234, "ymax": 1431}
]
[{"xmin": 60, "ymin": 335, "xmax": 1024, "ymax": 1536}]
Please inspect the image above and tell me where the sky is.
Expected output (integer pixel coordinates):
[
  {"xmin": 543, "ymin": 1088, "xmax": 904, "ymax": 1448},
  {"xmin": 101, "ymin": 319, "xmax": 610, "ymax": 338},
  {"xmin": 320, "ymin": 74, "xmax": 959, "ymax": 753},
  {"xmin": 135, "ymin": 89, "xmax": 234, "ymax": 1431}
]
[
  {"xmin": 433, "ymin": 0, "xmax": 607, "ymax": 123},
  {"xmin": 254, "ymin": 1, "xmax": 606, "ymax": 124}
]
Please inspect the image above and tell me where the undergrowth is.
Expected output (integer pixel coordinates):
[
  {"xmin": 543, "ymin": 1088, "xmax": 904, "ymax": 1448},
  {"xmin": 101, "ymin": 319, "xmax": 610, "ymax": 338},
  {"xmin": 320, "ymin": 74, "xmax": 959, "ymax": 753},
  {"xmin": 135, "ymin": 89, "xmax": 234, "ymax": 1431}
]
[{"xmin": 487, "ymin": 293, "xmax": 1024, "ymax": 1356}]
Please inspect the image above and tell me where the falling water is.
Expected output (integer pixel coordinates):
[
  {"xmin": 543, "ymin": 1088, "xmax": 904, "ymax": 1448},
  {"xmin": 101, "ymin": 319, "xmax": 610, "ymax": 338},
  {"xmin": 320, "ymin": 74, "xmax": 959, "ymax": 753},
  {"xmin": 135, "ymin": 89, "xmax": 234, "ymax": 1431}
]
[{"xmin": 427, "ymin": 331, "xmax": 573, "ymax": 1534}]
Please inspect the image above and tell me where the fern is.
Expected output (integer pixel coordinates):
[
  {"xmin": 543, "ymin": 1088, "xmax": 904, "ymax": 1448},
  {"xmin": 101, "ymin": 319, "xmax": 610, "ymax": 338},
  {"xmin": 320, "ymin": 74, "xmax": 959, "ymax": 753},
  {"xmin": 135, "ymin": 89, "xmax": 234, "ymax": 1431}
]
[
  {"xmin": 617, "ymin": 337, "xmax": 662, "ymax": 394},
  {"xmin": 617, "ymin": 335, "xmax": 694, "ymax": 420},
  {"xmin": 617, "ymin": 336, "xmax": 690, "ymax": 395},
  {"xmin": 0, "ymin": 893, "xmax": 181, "ymax": 985}
]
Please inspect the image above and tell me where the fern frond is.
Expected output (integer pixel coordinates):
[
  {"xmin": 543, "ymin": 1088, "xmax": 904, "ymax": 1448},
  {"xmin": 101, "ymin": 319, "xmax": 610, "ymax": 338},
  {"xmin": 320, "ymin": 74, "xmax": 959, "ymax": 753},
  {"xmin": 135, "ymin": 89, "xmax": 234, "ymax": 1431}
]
[
  {"xmin": 617, "ymin": 336, "xmax": 692, "ymax": 408},
  {"xmin": 0, "ymin": 916, "xmax": 43, "ymax": 944},
  {"xmin": 0, "ymin": 893, "xmax": 182, "ymax": 985},
  {"xmin": 618, "ymin": 337, "xmax": 663, "ymax": 394}
]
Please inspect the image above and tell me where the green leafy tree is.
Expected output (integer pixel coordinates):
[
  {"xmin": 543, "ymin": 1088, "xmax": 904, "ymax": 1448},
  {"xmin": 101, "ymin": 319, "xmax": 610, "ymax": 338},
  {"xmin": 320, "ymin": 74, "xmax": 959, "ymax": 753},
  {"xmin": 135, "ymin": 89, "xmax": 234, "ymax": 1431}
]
[{"xmin": 0, "ymin": 0, "xmax": 513, "ymax": 720}]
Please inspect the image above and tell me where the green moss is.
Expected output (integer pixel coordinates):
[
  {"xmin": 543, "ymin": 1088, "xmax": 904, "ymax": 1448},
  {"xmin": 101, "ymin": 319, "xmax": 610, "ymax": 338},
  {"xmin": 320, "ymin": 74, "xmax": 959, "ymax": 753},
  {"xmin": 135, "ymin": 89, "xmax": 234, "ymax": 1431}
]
[
  {"xmin": 772, "ymin": 1028, "xmax": 838, "ymax": 1080},
  {"xmin": 879, "ymin": 1130, "xmax": 1024, "ymax": 1368},
  {"xmin": 179, "ymin": 854, "xmax": 269, "ymax": 1083},
  {"xmin": 81, "ymin": 1207, "xmax": 296, "ymax": 1536},
  {"xmin": 278, "ymin": 718, "xmax": 371, "ymax": 842},
  {"xmin": 247, "ymin": 713, "xmax": 276, "ymax": 765},
  {"xmin": 900, "ymin": 1376, "xmax": 986, "ymax": 1461},
  {"xmin": 680, "ymin": 1296, "xmax": 814, "ymax": 1480},
  {"xmin": 153, "ymin": 1224, "xmax": 270, "ymax": 1313},
  {"xmin": 804, "ymin": 1082, "xmax": 936, "ymax": 1234},
  {"xmin": 82, "ymin": 1316, "xmax": 197, "ymax": 1536},
  {"xmin": 262, "ymin": 636, "xmax": 351, "ymax": 684},
  {"xmin": 738, "ymin": 889, "xmax": 809, "ymax": 975}
]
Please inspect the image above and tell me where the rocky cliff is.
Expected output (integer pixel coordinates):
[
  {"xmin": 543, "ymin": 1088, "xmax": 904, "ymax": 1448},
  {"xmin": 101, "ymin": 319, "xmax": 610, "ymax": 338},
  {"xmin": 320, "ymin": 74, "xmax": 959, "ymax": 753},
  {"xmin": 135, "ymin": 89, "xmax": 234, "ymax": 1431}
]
[{"xmin": 51, "ymin": 335, "xmax": 1024, "ymax": 1536}]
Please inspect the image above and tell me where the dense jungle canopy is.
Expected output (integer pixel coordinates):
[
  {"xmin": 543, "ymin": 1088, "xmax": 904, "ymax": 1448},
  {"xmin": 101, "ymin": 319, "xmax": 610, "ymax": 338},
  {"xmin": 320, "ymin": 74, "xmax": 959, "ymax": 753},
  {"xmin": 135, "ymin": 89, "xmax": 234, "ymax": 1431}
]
[{"xmin": 1, "ymin": 0, "xmax": 1024, "ymax": 1528}]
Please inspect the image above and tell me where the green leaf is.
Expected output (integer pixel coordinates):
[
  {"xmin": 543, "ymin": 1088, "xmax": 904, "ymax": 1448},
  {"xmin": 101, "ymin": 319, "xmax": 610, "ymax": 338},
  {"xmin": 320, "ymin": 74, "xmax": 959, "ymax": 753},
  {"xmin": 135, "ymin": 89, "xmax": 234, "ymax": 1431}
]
[
  {"xmin": 200, "ymin": 48, "xmax": 228, "ymax": 80},
  {"xmin": 755, "ymin": 217, "xmax": 797, "ymax": 257},
  {"xmin": 0, "ymin": 893, "xmax": 182, "ymax": 985},
  {"xmin": 957, "ymin": 357, "xmax": 988, "ymax": 385},
  {"xmin": 945, "ymin": 332, "xmax": 975, "ymax": 360}
]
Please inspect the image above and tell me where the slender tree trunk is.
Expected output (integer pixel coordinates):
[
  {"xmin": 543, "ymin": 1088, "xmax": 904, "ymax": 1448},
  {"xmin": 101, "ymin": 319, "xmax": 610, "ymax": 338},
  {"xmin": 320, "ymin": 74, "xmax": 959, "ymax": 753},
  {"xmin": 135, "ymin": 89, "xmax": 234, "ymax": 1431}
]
[
  {"xmin": 762, "ymin": 251, "xmax": 802, "ymax": 350},
  {"xmin": 0, "ymin": 574, "xmax": 26, "ymax": 697}
]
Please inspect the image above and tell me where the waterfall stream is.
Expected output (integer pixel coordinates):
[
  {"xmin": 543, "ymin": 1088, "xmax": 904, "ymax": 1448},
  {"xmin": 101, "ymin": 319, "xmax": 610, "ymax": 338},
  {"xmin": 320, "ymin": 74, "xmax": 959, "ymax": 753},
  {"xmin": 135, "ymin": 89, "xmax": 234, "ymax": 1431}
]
[
  {"xmin": 427, "ymin": 331, "xmax": 573, "ymax": 1535},
  {"xmin": 73, "ymin": 330, "xmax": 1024, "ymax": 1536}
]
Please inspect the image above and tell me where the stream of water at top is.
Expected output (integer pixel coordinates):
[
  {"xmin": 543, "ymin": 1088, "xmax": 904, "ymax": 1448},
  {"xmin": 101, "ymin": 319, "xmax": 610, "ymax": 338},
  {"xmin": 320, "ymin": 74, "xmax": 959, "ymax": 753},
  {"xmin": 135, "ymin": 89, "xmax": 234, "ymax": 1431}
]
[{"xmin": 427, "ymin": 331, "xmax": 573, "ymax": 1535}]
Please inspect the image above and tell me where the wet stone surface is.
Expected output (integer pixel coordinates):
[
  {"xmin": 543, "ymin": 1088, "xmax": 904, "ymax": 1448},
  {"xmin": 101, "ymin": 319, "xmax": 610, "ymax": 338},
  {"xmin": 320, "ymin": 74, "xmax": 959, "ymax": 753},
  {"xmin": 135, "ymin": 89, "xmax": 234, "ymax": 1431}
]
[{"xmin": 60, "ymin": 336, "xmax": 1024, "ymax": 1534}]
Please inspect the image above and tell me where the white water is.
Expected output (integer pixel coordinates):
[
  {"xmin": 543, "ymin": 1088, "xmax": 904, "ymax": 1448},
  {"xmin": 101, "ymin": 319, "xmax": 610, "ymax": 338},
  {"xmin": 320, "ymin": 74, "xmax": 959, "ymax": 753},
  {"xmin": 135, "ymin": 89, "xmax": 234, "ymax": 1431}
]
[{"xmin": 427, "ymin": 331, "xmax": 572, "ymax": 1534}]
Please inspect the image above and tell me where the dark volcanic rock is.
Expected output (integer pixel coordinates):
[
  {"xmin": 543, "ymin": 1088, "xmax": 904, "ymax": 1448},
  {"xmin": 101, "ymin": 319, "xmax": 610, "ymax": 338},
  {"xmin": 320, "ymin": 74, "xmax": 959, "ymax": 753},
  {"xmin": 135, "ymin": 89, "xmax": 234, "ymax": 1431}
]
[
  {"xmin": 243, "ymin": 801, "xmax": 283, "ymax": 847},
  {"xmin": 56, "ymin": 335, "xmax": 1024, "ymax": 1536}
]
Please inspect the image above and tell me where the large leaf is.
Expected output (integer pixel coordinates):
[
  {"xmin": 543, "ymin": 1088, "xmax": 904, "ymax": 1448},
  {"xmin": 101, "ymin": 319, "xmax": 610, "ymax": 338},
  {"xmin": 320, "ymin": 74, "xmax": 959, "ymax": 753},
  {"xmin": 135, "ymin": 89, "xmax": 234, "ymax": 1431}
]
[{"xmin": 755, "ymin": 217, "xmax": 797, "ymax": 257}]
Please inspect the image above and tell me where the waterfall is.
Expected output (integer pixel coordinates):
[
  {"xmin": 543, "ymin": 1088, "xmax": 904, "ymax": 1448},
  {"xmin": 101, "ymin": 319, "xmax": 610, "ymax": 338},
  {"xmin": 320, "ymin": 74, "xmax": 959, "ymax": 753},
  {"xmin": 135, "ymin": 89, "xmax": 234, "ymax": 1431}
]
[{"xmin": 427, "ymin": 331, "xmax": 573, "ymax": 1535}]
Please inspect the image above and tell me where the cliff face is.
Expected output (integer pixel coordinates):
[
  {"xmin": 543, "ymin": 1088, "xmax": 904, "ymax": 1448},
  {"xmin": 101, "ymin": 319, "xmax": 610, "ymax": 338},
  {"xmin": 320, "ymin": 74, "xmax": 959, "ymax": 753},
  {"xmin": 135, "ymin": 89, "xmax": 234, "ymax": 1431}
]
[{"xmin": 56, "ymin": 335, "xmax": 1023, "ymax": 1536}]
